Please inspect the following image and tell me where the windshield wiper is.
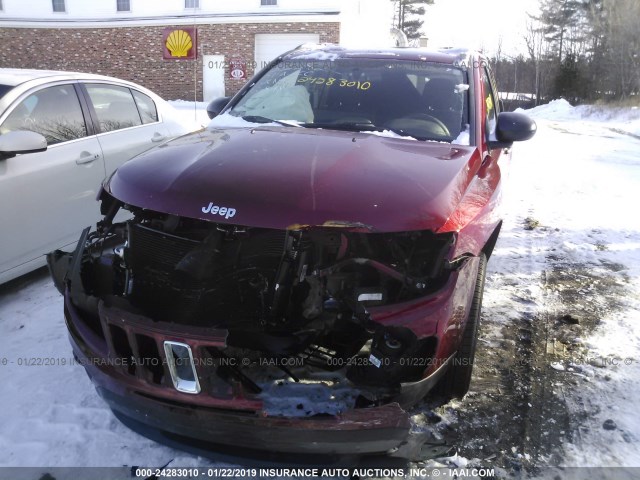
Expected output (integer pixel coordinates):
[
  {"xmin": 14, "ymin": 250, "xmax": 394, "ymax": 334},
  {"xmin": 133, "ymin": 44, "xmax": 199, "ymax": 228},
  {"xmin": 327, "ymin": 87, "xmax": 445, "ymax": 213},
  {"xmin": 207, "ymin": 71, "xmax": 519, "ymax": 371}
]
[
  {"xmin": 301, "ymin": 121, "xmax": 426, "ymax": 140},
  {"xmin": 241, "ymin": 115, "xmax": 302, "ymax": 127},
  {"xmin": 301, "ymin": 121, "xmax": 378, "ymax": 131}
]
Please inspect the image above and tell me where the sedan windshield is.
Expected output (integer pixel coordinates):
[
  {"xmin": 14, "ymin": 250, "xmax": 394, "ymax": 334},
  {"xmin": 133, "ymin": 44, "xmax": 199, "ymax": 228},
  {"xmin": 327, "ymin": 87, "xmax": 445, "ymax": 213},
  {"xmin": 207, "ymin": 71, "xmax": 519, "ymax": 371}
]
[{"xmin": 227, "ymin": 58, "xmax": 469, "ymax": 142}]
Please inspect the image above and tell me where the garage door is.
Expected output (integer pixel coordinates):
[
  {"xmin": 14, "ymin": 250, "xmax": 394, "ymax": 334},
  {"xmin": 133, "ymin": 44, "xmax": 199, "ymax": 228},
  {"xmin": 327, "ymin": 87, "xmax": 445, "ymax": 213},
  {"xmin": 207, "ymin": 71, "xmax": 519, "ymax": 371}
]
[{"xmin": 255, "ymin": 34, "xmax": 320, "ymax": 73}]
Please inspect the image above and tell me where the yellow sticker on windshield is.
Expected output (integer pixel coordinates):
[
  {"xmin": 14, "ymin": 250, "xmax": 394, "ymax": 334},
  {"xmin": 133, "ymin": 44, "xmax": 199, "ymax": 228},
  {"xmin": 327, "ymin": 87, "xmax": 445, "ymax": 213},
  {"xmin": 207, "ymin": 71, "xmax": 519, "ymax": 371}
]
[{"xmin": 486, "ymin": 95, "xmax": 494, "ymax": 111}]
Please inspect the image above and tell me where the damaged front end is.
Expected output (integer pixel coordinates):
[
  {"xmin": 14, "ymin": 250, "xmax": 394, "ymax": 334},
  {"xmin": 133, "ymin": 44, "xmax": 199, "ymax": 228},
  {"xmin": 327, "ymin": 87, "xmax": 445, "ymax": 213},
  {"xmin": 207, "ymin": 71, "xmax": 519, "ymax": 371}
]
[{"xmin": 48, "ymin": 192, "xmax": 479, "ymax": 457}]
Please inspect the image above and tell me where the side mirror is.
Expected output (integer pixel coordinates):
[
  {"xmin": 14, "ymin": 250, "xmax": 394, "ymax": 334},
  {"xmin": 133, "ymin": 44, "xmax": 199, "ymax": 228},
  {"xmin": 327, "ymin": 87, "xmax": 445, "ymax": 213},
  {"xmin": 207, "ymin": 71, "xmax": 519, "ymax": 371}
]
[
  {"xmin": 488, "ymin": 112, "xmax": 537, "ymax": 149},
  {"xmin": 206, "ymin": 96, "xmax": 232, "ymax": 119},
  {"xmin": 0, "ymin": 130, "xmax": 48, "ymax": 160}
]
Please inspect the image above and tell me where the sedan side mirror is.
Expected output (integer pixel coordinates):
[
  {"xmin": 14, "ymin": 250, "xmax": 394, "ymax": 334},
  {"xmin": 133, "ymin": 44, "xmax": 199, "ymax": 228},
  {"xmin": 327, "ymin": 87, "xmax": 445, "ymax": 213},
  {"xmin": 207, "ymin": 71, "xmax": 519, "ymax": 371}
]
[
  {"xmin": 0, "ymin": 130, "xmax": 48, "ymax": 160},
  {"xmin": 488, "ymin": 112, "xmax": 537, "ymax": 149},
  {"xmin": 206, "ymin": 96, "xmax": 232, "ymax": 119}
]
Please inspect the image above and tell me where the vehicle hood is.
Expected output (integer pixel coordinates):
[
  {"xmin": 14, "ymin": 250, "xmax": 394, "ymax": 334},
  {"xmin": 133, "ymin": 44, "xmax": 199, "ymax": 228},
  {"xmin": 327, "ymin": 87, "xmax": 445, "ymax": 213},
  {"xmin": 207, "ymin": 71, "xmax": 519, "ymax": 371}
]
[{"xmin": 107, "ymin": 127, "xmax": 481, "ymax": 232}]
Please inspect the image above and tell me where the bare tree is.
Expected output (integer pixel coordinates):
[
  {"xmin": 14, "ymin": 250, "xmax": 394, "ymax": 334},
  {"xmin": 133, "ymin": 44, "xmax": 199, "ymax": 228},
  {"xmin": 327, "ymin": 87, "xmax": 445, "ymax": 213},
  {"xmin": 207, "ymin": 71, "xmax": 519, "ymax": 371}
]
[
  {"xmin": 498, "ymin": 0, "xmax": 638, "ymax": 104},
  {"xmin": 604, "ymin": 0, "xmax": 640, "ymax": 99},
  {"xmin": 524, "ymin": 18, "xmax": 544, "ymax": 104},
  {"xmin": 494, "ymin": 36, "xmax": 503, "ymax": 82}
]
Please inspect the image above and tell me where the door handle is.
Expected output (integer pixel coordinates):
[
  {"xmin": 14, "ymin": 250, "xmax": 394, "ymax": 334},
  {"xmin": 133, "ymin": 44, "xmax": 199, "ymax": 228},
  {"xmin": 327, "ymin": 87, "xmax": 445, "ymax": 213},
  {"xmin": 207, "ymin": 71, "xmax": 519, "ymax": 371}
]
[
  {"xmin": 151, "ymin": 133, "xmax": 167, "ymax": 143},
  {"xmin": 76, "ymin": 151, "xmax": 100, "ymax": 165}
]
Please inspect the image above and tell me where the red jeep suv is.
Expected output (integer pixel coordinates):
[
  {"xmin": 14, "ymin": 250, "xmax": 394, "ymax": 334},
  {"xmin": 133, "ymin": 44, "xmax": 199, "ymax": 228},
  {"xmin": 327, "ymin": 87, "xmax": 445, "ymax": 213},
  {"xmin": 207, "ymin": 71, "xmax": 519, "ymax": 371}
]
[{"xmin": 48, "ymin": 45, "xmax": 536, "ymax": 458}]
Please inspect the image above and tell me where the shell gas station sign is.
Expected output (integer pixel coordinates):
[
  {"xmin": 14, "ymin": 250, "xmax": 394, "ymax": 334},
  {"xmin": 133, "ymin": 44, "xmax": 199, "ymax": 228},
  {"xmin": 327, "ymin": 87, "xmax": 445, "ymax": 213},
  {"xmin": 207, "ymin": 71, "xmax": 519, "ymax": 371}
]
[{"xmin": 163, "ymin": 27, "xmax": 197, "ymax": 60}]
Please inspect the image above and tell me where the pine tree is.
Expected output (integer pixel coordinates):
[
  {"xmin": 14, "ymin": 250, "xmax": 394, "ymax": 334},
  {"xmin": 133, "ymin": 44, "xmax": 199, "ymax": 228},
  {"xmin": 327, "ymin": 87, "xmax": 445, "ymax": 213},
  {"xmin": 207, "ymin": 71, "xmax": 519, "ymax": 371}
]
[
  {"xmin": 536, "ymin": 0, "xmax": 584, "ymax": 62},
  {"xmin": 391, "ymin": 0, "xmax": 434, "ymax": 40}
]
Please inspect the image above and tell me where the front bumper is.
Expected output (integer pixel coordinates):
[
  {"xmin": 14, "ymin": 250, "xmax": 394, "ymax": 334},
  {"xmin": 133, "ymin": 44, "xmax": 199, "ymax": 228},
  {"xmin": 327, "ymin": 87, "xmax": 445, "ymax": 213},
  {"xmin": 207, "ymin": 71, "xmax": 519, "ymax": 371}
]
[
  {"xmin": 57, "ymin": 255, "xmax": 478, "ymax": 457},
  {"xmin": 64, "ymin": 293, "xmax": 413, "ymax": 456},
  {"xmin": 95, "ymin": 380, "xmax": 411, "ymax": 456}
]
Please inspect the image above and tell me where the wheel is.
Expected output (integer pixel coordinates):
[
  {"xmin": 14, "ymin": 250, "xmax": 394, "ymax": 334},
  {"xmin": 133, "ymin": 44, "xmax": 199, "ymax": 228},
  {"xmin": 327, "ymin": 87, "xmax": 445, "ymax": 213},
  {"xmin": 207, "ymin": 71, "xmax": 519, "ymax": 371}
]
[{"xmin": 435, "ymin": 253, "xmax": 487, "ymax": 399}]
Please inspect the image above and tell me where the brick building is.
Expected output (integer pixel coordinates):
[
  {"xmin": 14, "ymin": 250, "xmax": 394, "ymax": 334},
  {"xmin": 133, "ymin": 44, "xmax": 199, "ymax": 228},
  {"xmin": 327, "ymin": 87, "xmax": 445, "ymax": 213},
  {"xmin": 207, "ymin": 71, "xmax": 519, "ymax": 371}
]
[{"xmin": 0, "ymin": 0, "xmax": 392, "ymax": 101}]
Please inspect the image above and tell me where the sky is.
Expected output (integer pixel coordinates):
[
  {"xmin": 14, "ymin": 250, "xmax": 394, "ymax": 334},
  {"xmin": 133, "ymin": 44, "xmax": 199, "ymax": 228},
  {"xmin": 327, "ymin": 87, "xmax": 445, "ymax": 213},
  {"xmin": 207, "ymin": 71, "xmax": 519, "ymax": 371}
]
[{"xmin": 422, "ymin": 0, "xmax": 541, "ymax": 56}]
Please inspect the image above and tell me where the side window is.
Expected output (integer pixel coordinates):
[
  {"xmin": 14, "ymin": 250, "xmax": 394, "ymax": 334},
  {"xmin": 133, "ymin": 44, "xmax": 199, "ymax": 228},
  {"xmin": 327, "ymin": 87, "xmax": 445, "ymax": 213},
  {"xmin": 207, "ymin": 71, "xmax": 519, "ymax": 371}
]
[
  {"xmin": 0, "ymin": 84, "xmax": 87, "ymax": 145},
  {"xmin": 85, "ymin": 84, "xmax": 142, "ymax": 133},
  {"xmin": 131, "ymin": 90, "xmax": 159, "ymax": 124},
  {"xmin": 482, "ymin": 68, "xmax": 497, "ymax": 141}
]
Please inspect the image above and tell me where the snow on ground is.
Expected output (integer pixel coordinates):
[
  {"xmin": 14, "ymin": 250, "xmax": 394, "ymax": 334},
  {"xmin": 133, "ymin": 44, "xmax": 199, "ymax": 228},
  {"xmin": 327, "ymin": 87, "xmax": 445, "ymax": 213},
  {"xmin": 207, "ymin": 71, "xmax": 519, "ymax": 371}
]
[
  {"xmin": 489, "ymin": 104, "xmax": 640, "ymax": 469},
  {"xmin": 408, "ymin": 99, "xmax": 640, "ymax": 476},
  {"xmin": 0, "ymin": 100, "xmax": 639, "ymax": 476}
]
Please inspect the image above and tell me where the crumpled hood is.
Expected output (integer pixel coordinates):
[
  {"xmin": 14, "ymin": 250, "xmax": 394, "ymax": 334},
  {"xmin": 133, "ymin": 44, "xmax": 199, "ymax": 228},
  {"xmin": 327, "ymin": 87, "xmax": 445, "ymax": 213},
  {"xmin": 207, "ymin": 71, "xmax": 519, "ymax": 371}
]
[{"xmin": 107, "ymin": 127, "xmax": 481, "ymax": 232}]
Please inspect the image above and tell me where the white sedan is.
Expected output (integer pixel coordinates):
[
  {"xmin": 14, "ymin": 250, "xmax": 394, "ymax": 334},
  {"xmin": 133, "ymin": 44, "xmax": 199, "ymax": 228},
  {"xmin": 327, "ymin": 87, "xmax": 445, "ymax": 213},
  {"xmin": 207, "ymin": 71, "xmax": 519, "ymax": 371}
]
[{"xmin": 0, "ymin": 69, "xmax": 194, "ymax": 284}]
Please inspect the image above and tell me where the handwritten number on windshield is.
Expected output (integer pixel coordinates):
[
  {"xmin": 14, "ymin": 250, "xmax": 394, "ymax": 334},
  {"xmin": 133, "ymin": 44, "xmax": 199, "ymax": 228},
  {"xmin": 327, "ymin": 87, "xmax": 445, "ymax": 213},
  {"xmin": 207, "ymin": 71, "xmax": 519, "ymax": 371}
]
[{"xmin": 297, "ymin": 77, "xmax": 372, "ymax": 90}]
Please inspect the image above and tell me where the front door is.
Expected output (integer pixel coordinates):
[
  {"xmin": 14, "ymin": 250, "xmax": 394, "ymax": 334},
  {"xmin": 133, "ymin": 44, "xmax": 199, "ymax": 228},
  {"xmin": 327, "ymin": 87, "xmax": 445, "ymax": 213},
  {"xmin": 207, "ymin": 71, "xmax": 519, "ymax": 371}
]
[
  {"xmin": 203, "ymin": 55, "xmax": 226, "ymax": 103},
  {"xmin": 0, "ymin": 83, "xmax": 105, "ymax": 280}
]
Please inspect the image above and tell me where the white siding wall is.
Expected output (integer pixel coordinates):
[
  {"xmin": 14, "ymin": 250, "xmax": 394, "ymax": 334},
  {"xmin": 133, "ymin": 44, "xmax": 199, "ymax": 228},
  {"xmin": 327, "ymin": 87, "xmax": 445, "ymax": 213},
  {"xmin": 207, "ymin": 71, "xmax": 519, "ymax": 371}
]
[
  {"xmin": 0, "ymin": 0, "xmax": 394, "ymax": 48},
  {"xmin": 0, "ymin": 0, "xmax": 342, "ymax": 19}
]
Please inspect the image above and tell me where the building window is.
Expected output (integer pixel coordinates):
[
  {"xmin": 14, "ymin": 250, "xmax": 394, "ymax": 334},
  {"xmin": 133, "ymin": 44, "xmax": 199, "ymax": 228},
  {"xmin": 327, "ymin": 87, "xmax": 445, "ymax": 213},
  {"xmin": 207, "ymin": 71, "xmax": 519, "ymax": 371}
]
[
  {"xmin": 185, "ymin": 0, "xmax": 199, "ymax": 8},
  {"xmin": 117, "ymin": 0, "xmax": 130, "ymax": 12},
  {"xmin": 52, "ymin": 0, "xmax": 65, "ymax": 12},
  {"xmin": 261, "ymin": 0, "xmax": 277, "ymax": 5}
]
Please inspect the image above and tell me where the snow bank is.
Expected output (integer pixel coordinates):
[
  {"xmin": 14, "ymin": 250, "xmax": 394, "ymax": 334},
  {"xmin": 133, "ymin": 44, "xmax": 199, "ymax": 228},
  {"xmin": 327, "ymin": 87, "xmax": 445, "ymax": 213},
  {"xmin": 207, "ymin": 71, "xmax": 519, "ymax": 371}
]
[
  {"xmin": 518, "ymin": 99, "xmax": 640, "ymax": 136},
  {"xmin": 517, "ymin": 98, "xmax": 575, "ymax": 120}
]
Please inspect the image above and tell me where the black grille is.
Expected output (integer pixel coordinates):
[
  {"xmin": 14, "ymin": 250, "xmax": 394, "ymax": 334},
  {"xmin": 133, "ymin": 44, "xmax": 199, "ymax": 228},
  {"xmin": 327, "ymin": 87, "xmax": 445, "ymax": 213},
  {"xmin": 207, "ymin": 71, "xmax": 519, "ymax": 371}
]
[
  {"xmin": 128, "ymin": 223, "xmax": 207, "ymax": 322},
  {"xmin": 126, "ymin": 223, "xmax": 286, "ymax": 326},
  {"xmin": 130, "ymin": 224, "xmax": 200, "ymax": 272}
]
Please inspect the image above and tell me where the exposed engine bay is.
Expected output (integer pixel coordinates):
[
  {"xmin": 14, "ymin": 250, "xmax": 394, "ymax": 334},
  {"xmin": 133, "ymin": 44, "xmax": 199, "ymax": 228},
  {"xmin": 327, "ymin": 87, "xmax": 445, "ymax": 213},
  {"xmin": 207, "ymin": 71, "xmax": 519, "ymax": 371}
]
[{"xmin": 51, "ymin": 196, "xmax": 462, "ymax": 410}]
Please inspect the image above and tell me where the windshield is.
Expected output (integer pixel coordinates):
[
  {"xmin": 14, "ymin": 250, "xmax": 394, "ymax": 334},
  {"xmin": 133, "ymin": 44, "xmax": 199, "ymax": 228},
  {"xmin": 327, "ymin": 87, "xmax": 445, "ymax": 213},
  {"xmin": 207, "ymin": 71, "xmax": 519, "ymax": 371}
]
[
  {"xmin": 0, "ymin": 84, "xmax": 14, "ymax": 102},
  {"xmin": 225, "ymin": 58, "xmax": 469, "ymax": 142}
]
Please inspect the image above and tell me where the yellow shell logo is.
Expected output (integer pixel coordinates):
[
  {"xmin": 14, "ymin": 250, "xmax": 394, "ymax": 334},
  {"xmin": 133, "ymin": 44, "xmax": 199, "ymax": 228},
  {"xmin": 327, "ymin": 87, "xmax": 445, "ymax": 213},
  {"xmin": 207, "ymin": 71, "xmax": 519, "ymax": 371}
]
[{"xmin": 166, "ymin": 30, "xmax": 193, "ymax": 57}]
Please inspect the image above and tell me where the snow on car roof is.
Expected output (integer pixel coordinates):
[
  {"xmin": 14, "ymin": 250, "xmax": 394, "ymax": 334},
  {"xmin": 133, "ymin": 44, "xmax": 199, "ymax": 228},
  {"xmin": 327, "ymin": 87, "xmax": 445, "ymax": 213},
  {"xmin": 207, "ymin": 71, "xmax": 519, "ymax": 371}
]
[{"xmin": 286, "ymin": 44, "xmax": 480, "ymax": 65}]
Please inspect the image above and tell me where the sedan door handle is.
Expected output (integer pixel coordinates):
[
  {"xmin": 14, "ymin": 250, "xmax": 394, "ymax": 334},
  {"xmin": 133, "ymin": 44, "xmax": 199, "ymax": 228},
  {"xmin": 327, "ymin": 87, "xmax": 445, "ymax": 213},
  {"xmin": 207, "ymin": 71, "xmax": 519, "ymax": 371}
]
[
  {"xmin": 76, "ymin": 151, "xmax": 100, "ymax": 165},
  {"xmin": 151, "ymin": 133, "xmax": 167, "ymax": 143}
]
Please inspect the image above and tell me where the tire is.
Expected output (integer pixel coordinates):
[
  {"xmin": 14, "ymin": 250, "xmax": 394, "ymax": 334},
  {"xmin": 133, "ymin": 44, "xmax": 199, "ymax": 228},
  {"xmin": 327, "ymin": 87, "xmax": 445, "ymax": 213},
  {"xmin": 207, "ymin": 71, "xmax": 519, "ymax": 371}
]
[{"xmin": 435, "ymin": 253, "xmax": 487, "ymax": 399}]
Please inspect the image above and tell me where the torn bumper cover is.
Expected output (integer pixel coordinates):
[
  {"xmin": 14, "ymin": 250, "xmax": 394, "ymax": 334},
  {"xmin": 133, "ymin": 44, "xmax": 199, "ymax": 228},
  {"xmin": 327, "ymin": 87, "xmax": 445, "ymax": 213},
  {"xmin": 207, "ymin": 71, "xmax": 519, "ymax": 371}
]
[
  {"xmin": 48, "ymin": 214, "xmax": 478, "ymax": 457},
  {"xmin": 102, "ymin": 386, "xmax": 411, "ymax": 456},
  {"xmin": 75, "ymin": 311, "xmax": 411, "ymax": 454},
  {"xmin": 61, "ymin": 291, "xmax": 417, "ymax": 455}
]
